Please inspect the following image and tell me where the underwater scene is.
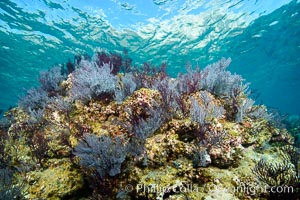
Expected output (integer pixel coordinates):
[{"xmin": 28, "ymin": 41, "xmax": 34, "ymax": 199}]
[{"xmin": 0, "ymin": 0, "xmax": 300, "ymax": 199}]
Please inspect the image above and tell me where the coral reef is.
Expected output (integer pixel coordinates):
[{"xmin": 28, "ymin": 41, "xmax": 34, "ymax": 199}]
[{"xmin": 0, "ymin": 51, "xmax": 299, "ymax": 199}]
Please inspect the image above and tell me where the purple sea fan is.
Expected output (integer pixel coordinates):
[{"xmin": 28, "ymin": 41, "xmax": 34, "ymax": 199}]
[
  {"xmin": 235, "ymin": 98, "xmax": 255, "ymax": 122},
  {"xmin": 114, "ymin": 73, "xmax": 137, "ymax": 103},
  {"xmin": 201, "ymin": 58, "xmax": 244, "ymax": 96},
  {"xmin": 152, "ymin": 76, "xmax": 182, "ymax": 115},
  {"xmin": 73, "ymin": 134, "xmax": 127, "ymax": 179},
  {"xmin": 190, "ymin": 91, "xmax": 225, "ymax": 125},
  {"xmin": 69, "ymin": 60, "xmax": 117, "ymax": 102},
  {"xmin": 18, "ymin": 87, "xmax": 50, "ymax": 112},
  {"xmin": 39, "ymin": 66, "xmax": 65, "ymax": 93},
  {"xmin": 190, "ymin": 97, "xmax": 206, "ymax": 125},
  {"xmin": 177, "ymin": 62, "xmax": 202, "ymax": 95},
  {"xmin": 96, "ymin": 51, "xmax": 122, "ymax": 75}
]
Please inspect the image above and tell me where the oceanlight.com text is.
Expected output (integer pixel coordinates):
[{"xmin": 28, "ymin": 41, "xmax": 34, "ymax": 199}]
[{"xmin": 122, "ymin": 183, "xmax": 295, "ymax": 196}]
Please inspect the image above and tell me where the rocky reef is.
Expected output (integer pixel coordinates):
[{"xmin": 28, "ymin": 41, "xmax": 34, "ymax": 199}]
[{"xmin": 0, "ymin": 52, "xmax": 299, "ymax": 199}]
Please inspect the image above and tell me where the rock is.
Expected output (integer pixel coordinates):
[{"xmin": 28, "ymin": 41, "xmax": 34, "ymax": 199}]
[{"xmin": 24, "ymin": 159, "xmax": 84, "ymax": 199}]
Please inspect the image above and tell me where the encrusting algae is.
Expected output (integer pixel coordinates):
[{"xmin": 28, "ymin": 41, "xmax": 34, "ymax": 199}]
[{"xmin": 0, "ymin": 52, "xmax": 299, "ymax": 199}]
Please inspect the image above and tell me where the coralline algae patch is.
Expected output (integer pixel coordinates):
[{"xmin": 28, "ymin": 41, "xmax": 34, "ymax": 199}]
[{"xmin": 0, "ymin": 52, "xmax": 299, "ymax": 199}]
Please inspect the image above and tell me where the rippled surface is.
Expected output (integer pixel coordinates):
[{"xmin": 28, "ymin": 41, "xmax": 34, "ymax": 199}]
[{"xmin": 0, "ymin": 0, "xmax": 299, "ymax": 115}]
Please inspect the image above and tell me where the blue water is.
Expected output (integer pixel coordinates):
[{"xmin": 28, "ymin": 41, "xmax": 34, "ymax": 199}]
[{"xmin": 0, "ymin": 0, "xmax": 299, "ymax": 115}]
